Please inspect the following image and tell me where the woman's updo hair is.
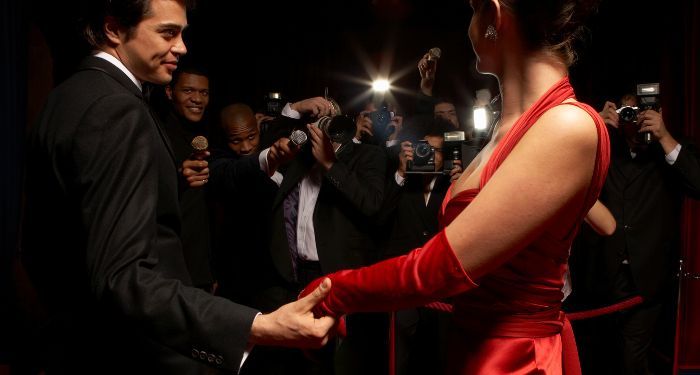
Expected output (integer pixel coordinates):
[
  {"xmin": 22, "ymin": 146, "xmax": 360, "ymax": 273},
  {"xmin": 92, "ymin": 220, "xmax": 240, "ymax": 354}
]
[{"xmin": 500, "ymin": 0, "xmax": 600, "ymax": 66}]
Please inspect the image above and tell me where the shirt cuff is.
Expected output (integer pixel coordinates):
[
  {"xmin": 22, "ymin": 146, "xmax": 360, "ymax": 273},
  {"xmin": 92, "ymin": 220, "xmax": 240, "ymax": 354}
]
[
  {"xmin": 258, "ymin": 148, "xmax": 271, "ymax": 174},
  {"xmin": 239, "ymin": 312, "xmax": 262, "ymax": 373},
  {"xmin": 665, "ymin": 144, "xmax": 682, "ymax": 165},
  {"xmin": 281, "ymin": 103, "xmax": 301, "ymax": 119},
  {"xmin": 394, "ymin": 171, "xmax": 406, "ymax": 186},
  {"xmin": 352, "ymin": 137, "xmax": 361, "ymax": 144},
  {"xmin": 386, "ymin": 139, "xmax": 399, "ymax": 147}
]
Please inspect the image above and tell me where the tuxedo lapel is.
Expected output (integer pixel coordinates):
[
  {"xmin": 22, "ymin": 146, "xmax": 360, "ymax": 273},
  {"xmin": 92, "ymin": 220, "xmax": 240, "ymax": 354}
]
[{"xmin": 78, "ymin": 56, "xmax": 178, "ymax": 167}]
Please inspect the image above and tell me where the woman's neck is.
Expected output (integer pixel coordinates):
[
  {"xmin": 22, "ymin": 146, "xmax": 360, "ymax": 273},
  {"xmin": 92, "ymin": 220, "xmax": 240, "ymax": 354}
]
[{"xmin": 497, "ymin": 53, "xmax": 568, "ymax": 127}]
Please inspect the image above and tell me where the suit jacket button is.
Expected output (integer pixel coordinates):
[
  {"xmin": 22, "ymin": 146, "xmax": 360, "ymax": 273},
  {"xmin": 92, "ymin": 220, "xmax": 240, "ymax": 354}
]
[
  {"xmin": 191, "ymin": 348, "xmax": 199, "ymax": 358},
  {"xmin": 207, "ymin": 353, "xmax": 215, "ymax": 363},
  {"xmin": 199, "ymin": 350, "xmax": 207, "ymax": 360},
  {"xmin": 215, "ymin": 355, "xmax": 223, "ymax": 365}
]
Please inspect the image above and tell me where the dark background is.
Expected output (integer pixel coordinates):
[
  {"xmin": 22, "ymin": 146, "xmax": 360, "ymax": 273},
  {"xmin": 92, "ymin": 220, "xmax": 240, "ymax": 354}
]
[
  {"xmin": 27, "ymin": 0, "xmax": 678, "ymax": 124},
  {"xmin": 4, "ymin": 0, "xmax": 700, "ymax": 373}
]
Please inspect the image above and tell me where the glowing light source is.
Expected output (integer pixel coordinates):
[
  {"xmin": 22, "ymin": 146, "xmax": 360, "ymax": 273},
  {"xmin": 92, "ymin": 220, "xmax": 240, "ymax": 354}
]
[
  {"xmin": 372, "ymin": 79, "xmax": 390, "ymax": 92},
  {"xmin": 473, "ymin": 107, "xmax": 489, "ymax": 131}
]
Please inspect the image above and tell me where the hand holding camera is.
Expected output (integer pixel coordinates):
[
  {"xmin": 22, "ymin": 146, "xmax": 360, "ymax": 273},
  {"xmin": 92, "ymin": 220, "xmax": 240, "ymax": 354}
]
[
  {"xmin": 290, "ymin": 97, "xmax": 337, "ymax": 118},
  {"xmin": 397, "ymin": 141, "xmax": 414, "ymax": 178},
  {"xmin": 307, "ymin": 124, "xmax": 337, "ymax": 171},
  {"xmin": 600, "ymin": 101, "xmax": 620, "ymax": 128},
  {"xmin": 355, "ymin": 111, "xmax": 374, "ymax": 140},
  {"xmin": 637, "ymin": 108, "xmax": 669, "ymax": 143}
]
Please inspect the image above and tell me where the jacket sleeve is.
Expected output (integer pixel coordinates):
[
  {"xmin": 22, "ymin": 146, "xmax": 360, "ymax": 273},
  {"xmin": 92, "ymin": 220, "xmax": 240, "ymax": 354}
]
[
  {"xmin": 75, "ymin": 93, "xmax": 258, "ymax": 372},
  {"xmin": 323, "ymin": 144, "xmax": 387, "ymax": 217},
  {"xmin": 672, "ymin": 141, "xmax": 700, "ymax": 197}
]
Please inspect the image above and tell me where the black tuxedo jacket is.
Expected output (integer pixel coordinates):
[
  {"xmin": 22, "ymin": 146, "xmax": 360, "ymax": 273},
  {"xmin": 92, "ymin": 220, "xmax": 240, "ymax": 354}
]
[
  {"xmin": 268, "ymin": 142, "xmax": 387, "ymax": 289},
  {"xmin": 161, "ymin": 109, "xmax": 215, "ymax": 288},
  {"xmin": 22, "ymin": 56, "xmax": 257, "ymax": 374},
  {"xmin": 378, "ymin": 174, "xmax": 452, "ymax": 259},
  {"xmin": 570, "ymin": 126, "xmax": 700, "ymax": 304}
]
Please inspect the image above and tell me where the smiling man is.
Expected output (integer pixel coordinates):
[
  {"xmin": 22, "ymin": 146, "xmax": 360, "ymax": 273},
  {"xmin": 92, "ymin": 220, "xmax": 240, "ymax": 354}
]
[{"xmin": 21, "ymin": 0, "xmax": 335, "ymax": 374}]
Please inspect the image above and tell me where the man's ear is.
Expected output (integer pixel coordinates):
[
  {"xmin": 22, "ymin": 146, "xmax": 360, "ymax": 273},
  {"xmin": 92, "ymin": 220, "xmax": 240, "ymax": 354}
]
[
  {"xmin": 165, "ymin": 85, "xmax": 173, "ymax": 100},
  {"xmin": 104, "ymin": 16, "xmax": 124, "ymax": 46}
]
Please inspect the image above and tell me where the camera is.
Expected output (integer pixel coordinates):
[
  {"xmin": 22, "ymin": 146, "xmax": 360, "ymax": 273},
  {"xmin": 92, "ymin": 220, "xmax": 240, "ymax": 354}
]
[
  {"xmin": 407, "ymin": 140, "xmax": 437, "ymax": 173},
  {"xmin": 442, "ymin": 131, "xmax": 464, "ymax": 172},
  {"xmin": 365, "ymin": 105, "xmax": 395, "ymax": 142},
  {"xmin": 264, "ymin": 92, "xmax": 284, "ymax": 116},
  {"xmin": 309, "ymin": 114, "xmax": 357, "ymax": 144},
  {"xmin": 616, "ymin": 83, "xmax": 660, "ymax": 144}
]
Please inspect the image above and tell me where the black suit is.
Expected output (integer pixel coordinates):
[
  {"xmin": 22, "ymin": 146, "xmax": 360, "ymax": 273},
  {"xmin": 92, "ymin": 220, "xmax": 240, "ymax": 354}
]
[
  {"xmin": 268, "ymin": 142, "xmax": 386, "ymax": 287},
  {"xmin": 22, "ymin": 56, "xmax": 257, "ymax": 374},
  {"xmin": 208, "ymin": 147, "xmax": 283, "ymax": 312},
  {"xmin": 161, "ymin": 109, "xmax": 215, "ymax": 289},
  {"xmin": 568, "ymin": 125, "xmax": 700, "ymax": 374},
  {"xmin": 570, "ymin": 128, "xmax": 700, "ymax": 304}
]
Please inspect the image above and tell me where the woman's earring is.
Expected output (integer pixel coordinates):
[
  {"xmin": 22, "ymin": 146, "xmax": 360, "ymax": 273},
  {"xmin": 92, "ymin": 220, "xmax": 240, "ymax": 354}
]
[{"xmin": 485, "ymin": 25, "xmax": 498, "ymax": 41}]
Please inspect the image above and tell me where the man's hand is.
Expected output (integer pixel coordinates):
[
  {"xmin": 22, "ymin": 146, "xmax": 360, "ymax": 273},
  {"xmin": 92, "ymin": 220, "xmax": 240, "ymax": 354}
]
[
  {"xmin": 637, "ymin": 109, "xmax": 669, "ymax": 142},
  {"xmin": 397, "ymin": 141, "xmax": 413, "ymax": 178},
  {"xmin": 249, "ymin": 279, "xmax": 336, "ymax": 349},
  {"xmin": 307, "ymin": 124, "xmax": 336, "ymax": 171},
  {"xmin": 355, "ymin": 111, "xmax": 374, "ymax": 140},
  {"xmin": 181, "ymin": 151, "xmax": 210, "ymax": 188},
  {"xmin": 417, "ymin": 53, "xmax": 436, "ymax": 96},
  {"xmin": 449, "ymin": 160, "xmax": 463, "ymax": 182},
  {"xmin": 387, "ymin": 114, "xmax": 403, "ymax": 142},
  {"xmin": 267, "ymin": 137, "xmax": 299, "ymax": 176},
  {"xmin": 290, "ymin": 97, "xmax": 336, "ymax": 118},
  {"xmin": 599, "ymin": 101, "xmax": 619, "ymax": 128}
]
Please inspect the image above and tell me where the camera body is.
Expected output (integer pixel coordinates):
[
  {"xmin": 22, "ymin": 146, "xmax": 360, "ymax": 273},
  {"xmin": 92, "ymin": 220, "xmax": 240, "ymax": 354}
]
[
  {"xmin": 616, "ymin": 83, "xmax": 660, "ymax": 144},
  {"xmin": 264, "ymin": 92, "xmax": 284, "ymax": 116},
  {"xmin": 407, "ymin": 140, "xmax": 437, "ymax": 173},
  {"xmin": 366, "ymin": 107, "xmax": 395, "ymax": 142}
]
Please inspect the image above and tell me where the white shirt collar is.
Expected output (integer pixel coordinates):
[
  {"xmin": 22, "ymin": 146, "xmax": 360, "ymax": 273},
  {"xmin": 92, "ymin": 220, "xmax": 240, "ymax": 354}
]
[{"xmin": 93, "ymin": 51, "xmax": 143, "ymax": 92}]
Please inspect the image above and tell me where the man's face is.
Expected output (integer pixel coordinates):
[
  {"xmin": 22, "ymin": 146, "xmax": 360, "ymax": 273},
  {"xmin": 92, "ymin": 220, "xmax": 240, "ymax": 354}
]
[
  {"xmin": 116, "ymin": 0, "xmax": 188, "ymax": 85},
  {"xmin": 425, "ymin": 135, "xmax": 444, "ymax": 171},
  {"xmin": 434, "ymin": 102, "xmax": 459, "ymax": 129},
  {"xmin": 223, "ymin": 117, "xmax": 260, "ymax": 156},
  {"xmin": 167, "ymin": 72, "xmax": 209, "ymax": 122}
]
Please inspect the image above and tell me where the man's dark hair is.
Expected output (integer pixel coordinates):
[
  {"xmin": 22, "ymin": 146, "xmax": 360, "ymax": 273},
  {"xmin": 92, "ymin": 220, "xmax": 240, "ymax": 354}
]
[
  {"xmin": 83, "ymin": 0, "xmax": 195, "ymax": 49},
  {"xmin": 170, "ymin": 64, "xmax": 210, "ymax": 88}
]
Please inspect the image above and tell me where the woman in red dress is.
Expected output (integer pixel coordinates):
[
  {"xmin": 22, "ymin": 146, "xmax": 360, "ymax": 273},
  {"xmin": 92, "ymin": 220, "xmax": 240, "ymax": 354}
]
[{"xmin": 302, "ymin": 0, "xmax": 607, "ymax": 373}]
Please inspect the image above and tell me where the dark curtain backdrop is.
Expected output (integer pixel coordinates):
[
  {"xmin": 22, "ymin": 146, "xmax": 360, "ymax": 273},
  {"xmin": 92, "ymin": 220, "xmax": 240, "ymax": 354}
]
[
  {"xmin": 1, "ymin": 0, "xmax": 27, "ymax": 372},
  {"xmin": 675, "ymin": 0, "xmax": 700, "ymax": 372}
]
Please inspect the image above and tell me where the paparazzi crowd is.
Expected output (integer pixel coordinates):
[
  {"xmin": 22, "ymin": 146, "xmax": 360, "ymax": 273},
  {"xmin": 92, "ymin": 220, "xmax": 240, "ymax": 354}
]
[{"xmin": 153, "ymin": 52, "xmax": 700, "ymax": 375}]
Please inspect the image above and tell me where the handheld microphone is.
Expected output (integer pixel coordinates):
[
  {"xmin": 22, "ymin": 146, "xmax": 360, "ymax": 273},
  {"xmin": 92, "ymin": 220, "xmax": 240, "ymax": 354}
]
[
  {"xmin": 426, "ymin": 47, "xmax": 442, "ymax": 68},
  {"xmin": 190, "ymin": 135, "xmax": 209, "ymax": 160}
]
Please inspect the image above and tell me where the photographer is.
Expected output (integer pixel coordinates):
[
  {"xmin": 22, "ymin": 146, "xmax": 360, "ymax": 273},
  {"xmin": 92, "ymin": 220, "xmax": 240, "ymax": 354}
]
[
  {"xmin": 373, "ymin": 118, "xmax": 461, "ymax": 375},
  {"xmin": 354, "ymin": 100, "xmax": 404, "ymax": 147},
  {"xmin": 568, "ymin": 92, "xmax": 700, "ymax": 374}
]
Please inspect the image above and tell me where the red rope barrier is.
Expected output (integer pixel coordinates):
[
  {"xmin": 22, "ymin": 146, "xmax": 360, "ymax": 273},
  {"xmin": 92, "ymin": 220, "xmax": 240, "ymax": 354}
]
[{"xmin": 566, "ymin": 296, "xmax": 644, "ymax": 321}]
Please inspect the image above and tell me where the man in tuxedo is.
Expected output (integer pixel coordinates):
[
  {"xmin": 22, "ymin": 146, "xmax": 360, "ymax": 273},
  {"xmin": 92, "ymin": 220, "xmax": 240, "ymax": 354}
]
[
  {"xmin": 569, "ymin": 93, "xmax": 700, "ymax": 374},
  {"xmin": 21, "ymin": 0, "xmax": 335, "ymax": 373}
]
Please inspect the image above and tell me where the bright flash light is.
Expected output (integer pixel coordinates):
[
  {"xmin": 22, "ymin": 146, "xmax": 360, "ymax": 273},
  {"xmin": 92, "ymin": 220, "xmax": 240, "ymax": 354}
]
[
  {"xmin": 473, "ymin": 107, "xmax": 489, "ymax": 131},
  {"xmin": 372, "ymin": 79, "xmax": 390, "ymax": 92}
]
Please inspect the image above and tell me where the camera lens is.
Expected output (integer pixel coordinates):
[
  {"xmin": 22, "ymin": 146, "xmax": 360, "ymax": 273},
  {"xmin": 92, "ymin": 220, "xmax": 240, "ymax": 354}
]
[
  {"xmin": 316, "ymin": 115, "xmax": 356, "ymax": 144},
  {"xmin": 415, "ymin": 143, "xmax": 432, "ymax": 158},
  {"xmin": 619, "ymin": 107, "xmax": 637, "ymax": 124}
]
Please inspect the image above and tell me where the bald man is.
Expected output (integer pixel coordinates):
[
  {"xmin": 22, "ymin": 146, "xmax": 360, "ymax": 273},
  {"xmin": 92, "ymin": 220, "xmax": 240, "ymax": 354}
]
[{"xmin": 220, "ymin": 104, "xmax": 262, "ymax": 156}]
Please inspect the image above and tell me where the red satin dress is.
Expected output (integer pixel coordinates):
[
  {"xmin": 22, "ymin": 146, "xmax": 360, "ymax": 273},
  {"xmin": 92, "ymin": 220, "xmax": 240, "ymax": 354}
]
[{"xmin": 439, "ymin": 77, "xmax": 610, "ymax": 374}]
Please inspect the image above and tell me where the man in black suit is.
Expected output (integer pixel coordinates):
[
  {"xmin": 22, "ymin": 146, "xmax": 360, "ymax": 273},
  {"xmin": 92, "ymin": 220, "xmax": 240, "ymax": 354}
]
[
  {"xmin": 248, "ymin": 99, "xmax": 386, "ymax": 374},
  {"xmin": 21, "ymin": 0, "xmax": 335, "ymax": 373},
  {"xmin": 161, "ymin": 66, "xmax": 216, "ymax": 292},
  {"xmin": 376, "ymin": 119, "xmax": 463, "ymax": 375},
  {"xmin": 568, "ymin": 93, "xmax": 700, "ymax": 374}
]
